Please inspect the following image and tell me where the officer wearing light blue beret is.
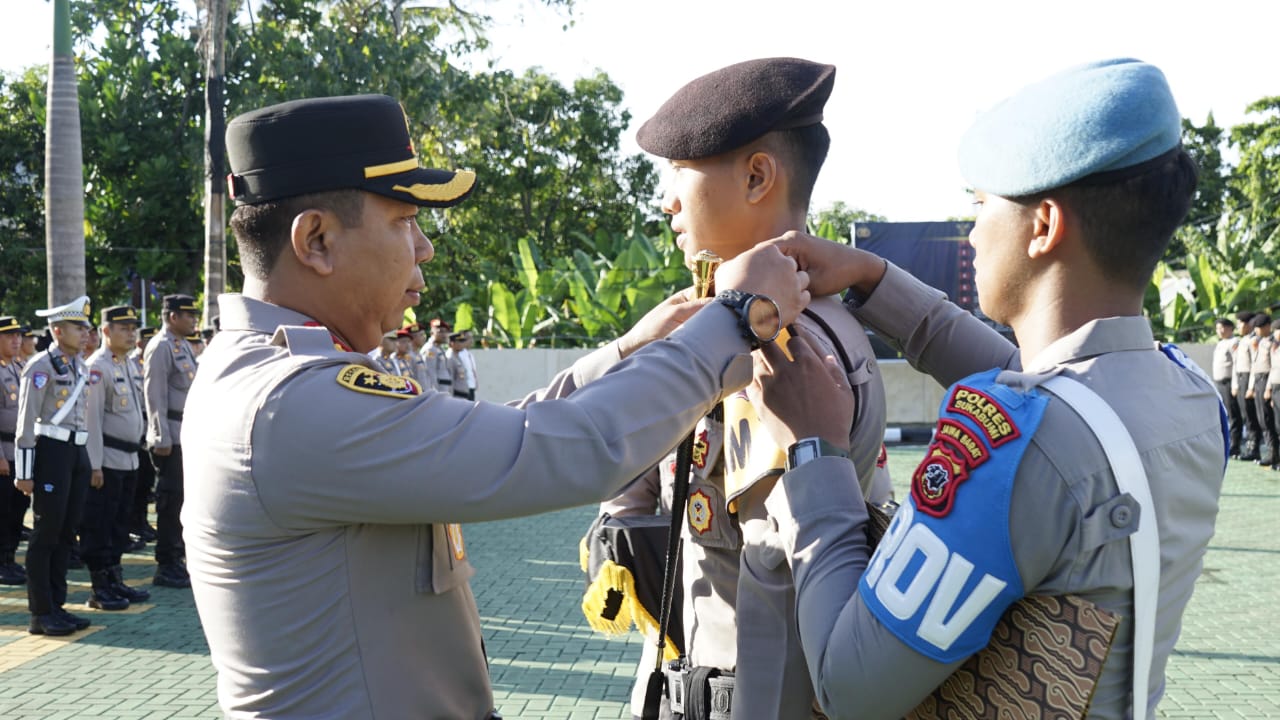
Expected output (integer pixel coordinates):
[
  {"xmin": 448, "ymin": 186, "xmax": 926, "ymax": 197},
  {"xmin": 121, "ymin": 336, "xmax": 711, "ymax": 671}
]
[{"xmin": 752, "ymin": 59, "xmax": 1226, "ymax": 719}]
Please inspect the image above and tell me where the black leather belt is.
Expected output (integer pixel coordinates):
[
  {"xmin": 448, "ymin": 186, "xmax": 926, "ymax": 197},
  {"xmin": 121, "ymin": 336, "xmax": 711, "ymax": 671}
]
[
  {"xmin": 167, "ymin": 409, "xmax": 184, "ymax": 422},
  {"xmin": 0, "ymin": 431, "xmax": 13, "ymax": 442},
  {"xmin": 437, "ymin": 378, "xmax": 452, "ymax": 385},
  {"xmin": 103, "ymin": 434, "xmax": 142, "ymax": 453}
]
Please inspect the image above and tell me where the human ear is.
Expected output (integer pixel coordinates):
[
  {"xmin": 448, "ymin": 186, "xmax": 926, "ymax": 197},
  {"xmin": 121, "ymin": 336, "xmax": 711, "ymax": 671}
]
[
  {"xmin": 1027, "ymin": 198, "xmax": 1066, "ymax": 259},
  {"xmin": 289, "ymin": 209, "xmax": 337, "ymax": 276},
  {"xmin": 745, "ymin": 151, "xmax": 778, "ymax": 205}
]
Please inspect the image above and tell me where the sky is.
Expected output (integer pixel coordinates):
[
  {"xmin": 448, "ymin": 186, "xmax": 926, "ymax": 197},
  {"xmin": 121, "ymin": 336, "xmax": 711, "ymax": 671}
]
[{"xmin": 2, "ymin": 0, "xmax": 1277, "ymax": 222}]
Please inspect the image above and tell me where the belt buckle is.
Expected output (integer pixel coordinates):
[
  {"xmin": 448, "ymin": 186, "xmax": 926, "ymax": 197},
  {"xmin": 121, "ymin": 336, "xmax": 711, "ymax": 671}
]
[{"xmin": 707, "ymin": 675, "xmax": 734, "ymax": 720}]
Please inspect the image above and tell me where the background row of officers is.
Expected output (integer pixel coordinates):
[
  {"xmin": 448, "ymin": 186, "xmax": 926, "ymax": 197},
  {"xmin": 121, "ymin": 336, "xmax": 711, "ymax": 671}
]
[
  {"xmin": 0, "ymin": 294, "xmax": 209, "ymax": 636},
  {"xmin": 370, "ymin": 318, "xmax": 479, "ymax": 401},
  {"xmin": 1213, "ymin": 310, "xmax": 1280, "ymax": 469}
]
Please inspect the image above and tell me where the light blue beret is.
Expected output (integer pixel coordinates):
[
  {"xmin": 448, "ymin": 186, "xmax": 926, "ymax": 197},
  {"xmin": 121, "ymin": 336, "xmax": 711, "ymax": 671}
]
[{"xmin": 958, "ymin": 58, "xmax": 1182, "ymax": 197}]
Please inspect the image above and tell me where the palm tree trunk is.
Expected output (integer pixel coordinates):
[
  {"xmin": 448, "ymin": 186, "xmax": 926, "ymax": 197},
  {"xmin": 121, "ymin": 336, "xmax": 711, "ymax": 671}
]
[
  {"xmin": 44, "ymin": 0, "xmax": 86, "ymax": 305},
  {"xmin": 201, "ymin": 0, "xmax": 230, "ymax": 326}
]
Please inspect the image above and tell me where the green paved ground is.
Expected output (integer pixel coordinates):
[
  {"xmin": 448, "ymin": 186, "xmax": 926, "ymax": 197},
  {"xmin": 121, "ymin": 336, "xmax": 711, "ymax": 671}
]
[{"xmin": 1, "ymin": 448, "xmax": 1276, "ymax": 718}]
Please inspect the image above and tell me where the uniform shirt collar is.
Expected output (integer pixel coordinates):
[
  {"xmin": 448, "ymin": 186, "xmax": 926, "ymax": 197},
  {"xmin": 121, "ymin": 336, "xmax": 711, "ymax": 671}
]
[
  {"xmin": 1024, "ymin": 316, "xmax": 1154, "ymax": 373},
  {"xmin": 217, "ymin": 294, "xmax": 316, "ymax": 335}
]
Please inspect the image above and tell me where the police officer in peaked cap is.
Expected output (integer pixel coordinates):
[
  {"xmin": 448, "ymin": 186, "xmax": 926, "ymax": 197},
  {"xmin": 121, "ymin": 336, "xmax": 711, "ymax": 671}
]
[{"xmin": 181, "ymin": 93, "xmax": 809, "ymax": 719}]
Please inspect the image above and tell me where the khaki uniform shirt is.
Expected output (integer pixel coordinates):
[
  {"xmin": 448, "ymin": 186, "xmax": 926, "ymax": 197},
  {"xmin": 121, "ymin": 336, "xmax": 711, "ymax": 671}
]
[
  {"xmin": 1232, "ymin": 335, "xmax": 1254, "ymax": 394},
  {"xmin": 0, "ymin": 357, "xmax": 22, "ymax": 462},
  {"xmin": 1250, "ymin": 335, "xmax": 1272, "ymax": 376},
  {"xmin": 86, "ymin": 347, "xmax": 145, "ymax": 471},
  {"xmin": 1270, "ymin": 338, "xmax": 1280, "ymax": 386},
  {"xmin": 396, "ymin": 351, "xmax": 431, "ymax": 391},
  {"xmin": 15, "ymin": 346, "xmax": 90, "ymax": 479},
  {"xmin": 1211, "ymin": 337, "xmax": 1235, "ymax": 382},
  {"xmin": 602, "ymin": 296, "xmax": 889, "ymax": 719},
  {"xmin": 143, "ymin": 327, "xmax": 196, "ymax": 449},
  {"xmin": 768, "ymin": 263, "xmax": 1225, "ymax": 720},
  {"xmin": 181, "ymin": 294, "xmax": 753, "ymax": 720}
]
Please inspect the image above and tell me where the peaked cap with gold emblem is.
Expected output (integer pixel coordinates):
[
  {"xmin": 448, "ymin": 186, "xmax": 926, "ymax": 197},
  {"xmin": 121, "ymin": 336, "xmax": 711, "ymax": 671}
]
[
  {"xmin": 0, "ymin": 316, "xmax": 20, "ymax": 334},
  {"xmin": 101, "ymin": 305, "xmax": 141, "ymax": 326},
  {"xmin": 36, "ymin": 295, "xmax": 91, "ymax": 326},
  {"xmin": 226, "ymin": 94, "xmax": 476, "ymax": 208}
]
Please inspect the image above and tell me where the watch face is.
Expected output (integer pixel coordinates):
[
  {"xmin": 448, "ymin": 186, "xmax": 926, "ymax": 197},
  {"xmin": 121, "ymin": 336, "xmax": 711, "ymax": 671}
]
[{"xmin": 746, "ymin": 296, "xmax": 782, "ymax": 343}]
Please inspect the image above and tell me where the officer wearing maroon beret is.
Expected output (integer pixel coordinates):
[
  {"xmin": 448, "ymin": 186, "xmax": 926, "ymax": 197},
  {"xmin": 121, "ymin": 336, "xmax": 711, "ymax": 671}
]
[{"xmin": 622, "ymin": 57, "xmax": 889, "ymax": 720}]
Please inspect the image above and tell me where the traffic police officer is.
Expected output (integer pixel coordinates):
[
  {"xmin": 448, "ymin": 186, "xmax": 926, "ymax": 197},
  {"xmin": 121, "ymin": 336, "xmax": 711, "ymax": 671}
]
[
  {"xmin": 0, "ymin": 315, "xmax": 28, "ymax": 585},
  {"xmin": 754, "ymin": 59, "xmax": 1225, "ymax": 719},
  {"xmin": 1212, "ymin": 318, "xmax": 1241, "ymax": 457},
  {"xmin": 15, "ymin": 296, "xmax": 97, "ymax": 635},
  {"xmin": 182, "ymin": 93, "xmax": 808, "ymax": 719},
  {"xmin": 83, "ymin": 305, "xmax": 151, "ymax": 609},
  {"xmin": 143, "ymin": 293, "xmax": 199, "ymax": 588},
  {"xmin": 1233, "ymin": 312, "xmax": 1260, "ymax": 460}
]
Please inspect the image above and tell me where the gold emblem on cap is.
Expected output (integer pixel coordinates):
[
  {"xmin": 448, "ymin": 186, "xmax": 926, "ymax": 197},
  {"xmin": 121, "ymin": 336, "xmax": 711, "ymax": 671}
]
[
  {"xmin": 391, "ymin": 170, "xmax": 476, "ymax": 202},
  {"xmin": 365, "ymin": 157, "xmax": 420, "ymax": 179},
  {"xmin": 83, "ymin": 302, "xmax": 91, "ymax": 317}
]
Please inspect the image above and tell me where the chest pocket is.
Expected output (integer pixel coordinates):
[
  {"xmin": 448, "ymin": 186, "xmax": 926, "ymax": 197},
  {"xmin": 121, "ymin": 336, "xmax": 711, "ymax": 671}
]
[
  {"xmin": 173, "ymin": 359, "xmax": 195, "ymax": 390},
  {"xmin": 683, "ymin": 476, "xmax": 741, "ymax": 551},
  {"xmin": 414, "ymin": 523, "xmax": 475, "ymax": 595}
]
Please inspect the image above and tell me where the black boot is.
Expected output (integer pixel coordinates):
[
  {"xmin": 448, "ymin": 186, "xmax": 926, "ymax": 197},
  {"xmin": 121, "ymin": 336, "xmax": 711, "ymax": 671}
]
[
  {"xmin": 57, "ymin": 607, "xmax": 92, "ymax": 630},
  {"xmin": 0, "ymin": 552, "xmax": 25, "ymax": 586},
  {"xmin": 110, "ymin": 564, "xmax": 150, "ymax": 602},
  {"xmin": 87, "ymin": 569, "xmax": 130, "ymax": 611},
  {"xmin": 153, "ymin": 563, "xmax": 191, "ymax": 588},
  {"xmin": 29, "ymin": 612, "xmax": 76, "ymax": 636}
]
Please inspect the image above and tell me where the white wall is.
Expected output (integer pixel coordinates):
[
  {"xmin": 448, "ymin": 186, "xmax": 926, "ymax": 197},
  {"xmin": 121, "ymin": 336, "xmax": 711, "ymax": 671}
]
[{"xmin": 473, "ymin": 343, "xmax": 1216, "ymax": 426}]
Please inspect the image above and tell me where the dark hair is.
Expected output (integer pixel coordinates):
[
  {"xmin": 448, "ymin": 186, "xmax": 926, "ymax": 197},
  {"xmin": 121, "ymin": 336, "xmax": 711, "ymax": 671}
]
[
  {"xmin": 1016, "ymin": 148, "xmax": 1198, "ymax": 289},
  {"xmin": 1250, "ymin": 313, "xmax": 1272, "ymax": 331},
  {"xmin": 229, "ymin": 190, "xmax": 366, "ymax": 279},
  {"xmin": 759, "ymin": 124, "xmax": 830, "ymax": 211},
  {"xmin": 1215, "ymin": 317, "xmax": 1234, "ymax": 329}
]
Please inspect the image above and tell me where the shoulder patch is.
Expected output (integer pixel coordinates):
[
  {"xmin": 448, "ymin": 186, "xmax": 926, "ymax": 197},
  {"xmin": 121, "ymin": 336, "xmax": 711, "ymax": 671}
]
[
  {"xmin": 336, "ymin": 364, "xmax": 422, "ymax": 399},
  {"xmin": 32, "ymin": 372, "xmax": 49, "ymax": 389},
  {"xmin": 911, "ymin": 419, "xmax": 990, "ymax": 518},
  {"xmin": 946, "ymin": 384, "xmax": 1021, "ymax": 447}
]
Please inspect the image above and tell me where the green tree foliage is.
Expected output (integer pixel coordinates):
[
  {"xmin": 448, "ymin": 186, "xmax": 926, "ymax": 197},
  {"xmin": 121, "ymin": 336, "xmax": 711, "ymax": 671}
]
[
  {"xmin": 1146, "ymin": 103, "xmax": 1280, "ymax": 342},
  {"xmin": 1, "ymin": 0, "xmax": 655, "ymax": 343},
  {"xmin": 808, "ymin": 200, "xmax": 885, "ymax": 243}
]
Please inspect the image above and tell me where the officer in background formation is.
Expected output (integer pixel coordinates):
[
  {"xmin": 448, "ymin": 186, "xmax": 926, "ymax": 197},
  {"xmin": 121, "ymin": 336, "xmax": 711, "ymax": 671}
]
[
  {"xmin": 372, "ymin": 330, "xmax": 400, "ymax": 375},
  {"xmin": 1233, "ymin": 311, "xmax": 1261, "ymax": 460},
  {"xmin": 129, "ymin": 325, "xmax": 159, "ymax": 545},
  {"xmin": 142, "ymin": 294, "xmax": 199, "ymax": 589},
  {"xmin": 446, "ymin": 331, "xmax": 474, "ymax": 399},
  {"xmin": 421, "ymin": 318, "xmax": 456, "ymax": 393},
  {"xmin": 83, "ymin": 305, "xmax": 152, "ymax": 610},
  {"xmin": 1247, "ymin": 313, "xmax": 1275, "ymax": 466},
  {"xmin": 1212, "ymin": 318, "xmax": 1242, "ymax": 457},
  {"xmin": 395, "ymin": 326, "xmax": 431, "ymax": 390},
  {"xmin": 751, "ymin": 58, "xmax": 1225, "ymax": 719},
  {"xmin": 20, "ymin": 326, "xmax": 40, "ymax": 363},
  {"xmin": 1269, "ymin": 318, "xmax": 1280, "ymax": 471},
  {"xmin": 0, "ymin": 315, "xmax": 29, "ymax": 585},
  {"xmin": 14, "ymin": 297, "xmax": 96, "ymax": 635}
]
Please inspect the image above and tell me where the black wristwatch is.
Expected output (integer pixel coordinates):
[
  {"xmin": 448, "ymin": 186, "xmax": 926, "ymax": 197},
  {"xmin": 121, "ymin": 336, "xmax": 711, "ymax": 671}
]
[
  {"xmin": 785, "ymin": 437, "xmax": 850, "ymax": 472},
  {"xmin": 714, "ymin": 289, "xmax": 782, "ymax": 350}
]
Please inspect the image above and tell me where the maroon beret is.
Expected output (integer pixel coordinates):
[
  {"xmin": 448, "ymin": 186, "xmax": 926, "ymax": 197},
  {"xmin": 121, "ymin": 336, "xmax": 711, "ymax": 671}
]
[{"xmin": 637, "ymin": 57, "xmax": 835, "ymax": 160}]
